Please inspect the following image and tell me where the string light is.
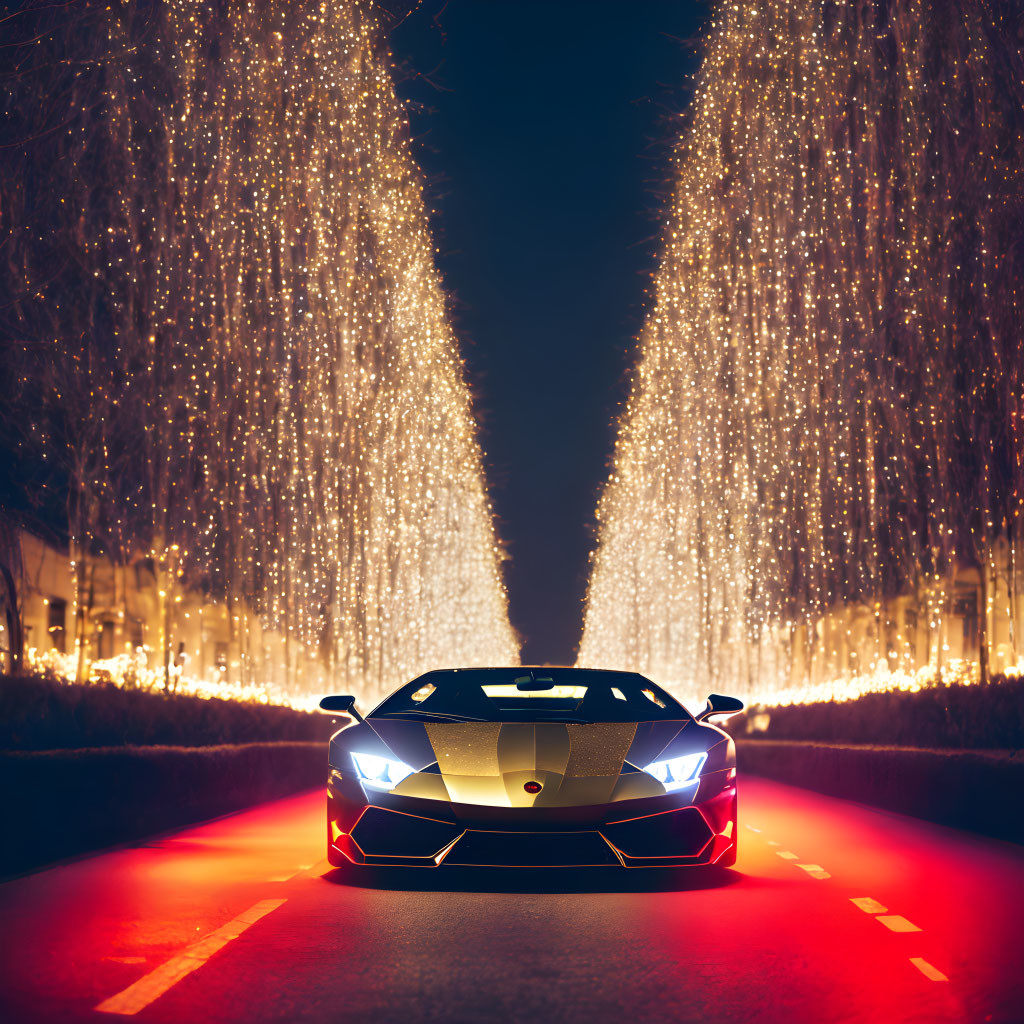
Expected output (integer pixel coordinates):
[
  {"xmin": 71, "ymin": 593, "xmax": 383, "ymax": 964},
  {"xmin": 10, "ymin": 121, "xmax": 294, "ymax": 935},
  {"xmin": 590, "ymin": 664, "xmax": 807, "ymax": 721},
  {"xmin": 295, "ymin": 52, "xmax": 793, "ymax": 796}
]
[
  {"xmin": 579, "ymin": 0, "xmax": 1023, "ymax": 706},
  {"xmin": 14, "ymin": 0, "xmax": 518, "ymax": 703}
]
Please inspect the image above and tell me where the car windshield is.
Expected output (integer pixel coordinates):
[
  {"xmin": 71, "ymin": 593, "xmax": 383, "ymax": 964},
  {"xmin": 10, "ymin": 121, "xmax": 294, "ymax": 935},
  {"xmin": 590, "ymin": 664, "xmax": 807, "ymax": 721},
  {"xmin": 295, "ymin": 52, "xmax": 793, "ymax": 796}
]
[{"xmin": 370, "ymin": 668, "xmax": 691, "ymax": 723}]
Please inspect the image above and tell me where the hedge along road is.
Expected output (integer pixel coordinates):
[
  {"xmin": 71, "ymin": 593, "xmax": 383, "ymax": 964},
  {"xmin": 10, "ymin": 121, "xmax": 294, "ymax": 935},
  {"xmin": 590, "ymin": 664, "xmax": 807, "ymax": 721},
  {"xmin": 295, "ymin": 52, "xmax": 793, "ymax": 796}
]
[{"xmin": 1, "ymin": 778, "xmax": 1022, "ymax": 1023}]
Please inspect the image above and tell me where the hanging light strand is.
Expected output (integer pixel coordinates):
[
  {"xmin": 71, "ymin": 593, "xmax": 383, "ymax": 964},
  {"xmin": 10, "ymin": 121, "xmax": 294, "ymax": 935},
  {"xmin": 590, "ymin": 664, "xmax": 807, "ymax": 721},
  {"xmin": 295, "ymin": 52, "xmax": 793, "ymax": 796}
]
[{"xmin": 579, "ymin": 0, "xmax": 1024, "ymax": 706}]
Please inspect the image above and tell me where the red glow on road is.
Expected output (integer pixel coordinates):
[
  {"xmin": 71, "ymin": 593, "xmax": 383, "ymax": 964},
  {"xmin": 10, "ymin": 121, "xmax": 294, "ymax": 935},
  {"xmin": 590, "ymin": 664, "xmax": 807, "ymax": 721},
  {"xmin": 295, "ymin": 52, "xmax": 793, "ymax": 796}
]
[{"xmin": 1, "ymin": 780, "xmax": 1022, "ymax": 1023}]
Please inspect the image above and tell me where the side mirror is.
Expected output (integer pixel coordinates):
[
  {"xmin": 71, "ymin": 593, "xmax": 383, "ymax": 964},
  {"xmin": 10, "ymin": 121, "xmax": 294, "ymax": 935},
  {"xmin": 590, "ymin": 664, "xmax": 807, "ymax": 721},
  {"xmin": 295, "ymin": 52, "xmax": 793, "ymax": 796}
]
[
  {"xmin": 696, "ymin": 693, "xmax": 744, "ymax": 723},
  {"xmin": 319, "ymin": 695, "xmax": 363, "ymax": 722}
]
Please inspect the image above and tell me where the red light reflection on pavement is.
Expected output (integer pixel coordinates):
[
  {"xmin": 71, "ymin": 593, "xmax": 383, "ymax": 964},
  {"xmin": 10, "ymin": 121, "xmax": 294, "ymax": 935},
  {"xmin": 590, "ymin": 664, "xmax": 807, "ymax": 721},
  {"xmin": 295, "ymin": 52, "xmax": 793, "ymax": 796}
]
[{"xmin": 0, "ymin": 779, "xmax": 1022, "ymax": 1023}]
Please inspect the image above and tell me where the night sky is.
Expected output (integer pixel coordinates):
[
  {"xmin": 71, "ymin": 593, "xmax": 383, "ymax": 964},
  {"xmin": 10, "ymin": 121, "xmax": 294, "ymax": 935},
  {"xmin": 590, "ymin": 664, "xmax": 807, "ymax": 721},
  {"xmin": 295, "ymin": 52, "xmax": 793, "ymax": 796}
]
[{"xmin": 390, "ymin": 1, "xmax": 707, "ymax": 664}]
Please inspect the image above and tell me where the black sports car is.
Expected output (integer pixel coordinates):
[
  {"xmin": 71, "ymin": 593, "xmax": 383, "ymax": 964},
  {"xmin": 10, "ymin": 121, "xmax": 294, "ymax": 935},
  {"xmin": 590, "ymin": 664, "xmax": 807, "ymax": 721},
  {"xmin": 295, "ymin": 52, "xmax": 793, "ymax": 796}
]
[{"xmin": 319, "ymin": 667, "xmax": 743, "ymax": 869}]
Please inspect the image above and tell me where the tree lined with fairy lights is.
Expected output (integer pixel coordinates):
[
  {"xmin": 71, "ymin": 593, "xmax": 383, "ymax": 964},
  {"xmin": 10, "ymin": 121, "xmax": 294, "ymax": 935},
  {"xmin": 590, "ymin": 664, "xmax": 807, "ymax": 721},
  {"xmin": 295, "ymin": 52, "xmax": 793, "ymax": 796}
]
[
  {"xmin": 2, "ymin": 0, "xmax": 517, "ymax": 698},
  {"xmin": 579, "ymin": 0, "xmax": 1023, "ymax": 702}
]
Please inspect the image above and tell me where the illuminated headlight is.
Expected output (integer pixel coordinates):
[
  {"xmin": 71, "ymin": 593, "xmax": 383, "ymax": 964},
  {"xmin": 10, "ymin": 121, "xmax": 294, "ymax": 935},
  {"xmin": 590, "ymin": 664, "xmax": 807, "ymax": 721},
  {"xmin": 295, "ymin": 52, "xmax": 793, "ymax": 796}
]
[
  {"xmin": 351, "ymin": 752, "xmax": 414, "ymax": 791},
  {"xmin": 643, "ymin": 752, "xmax": 707, "ymax": 792}
]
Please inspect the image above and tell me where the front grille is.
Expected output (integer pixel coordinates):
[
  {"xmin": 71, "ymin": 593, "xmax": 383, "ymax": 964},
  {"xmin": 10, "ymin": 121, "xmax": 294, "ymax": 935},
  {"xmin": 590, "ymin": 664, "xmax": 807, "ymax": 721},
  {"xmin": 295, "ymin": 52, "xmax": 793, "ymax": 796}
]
[
  {"xmin": 601, "ymin": 806, "xmax": 713, "ymax": 859},
  {"xmin": 443, "ymin": 829, "xmax": 620, "ymax": 867},
  {"xmin": 350, "ymin": 806, "xmax": 461, "ymax": 859}
]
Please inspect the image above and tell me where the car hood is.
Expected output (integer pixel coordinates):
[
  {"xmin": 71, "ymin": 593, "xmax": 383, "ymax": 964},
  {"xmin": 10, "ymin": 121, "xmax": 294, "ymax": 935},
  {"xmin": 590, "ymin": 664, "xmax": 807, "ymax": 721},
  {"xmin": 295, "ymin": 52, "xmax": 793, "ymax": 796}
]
[{"xmin": 333, "ymin": 717, "xmax": 709, "ymax": 808}]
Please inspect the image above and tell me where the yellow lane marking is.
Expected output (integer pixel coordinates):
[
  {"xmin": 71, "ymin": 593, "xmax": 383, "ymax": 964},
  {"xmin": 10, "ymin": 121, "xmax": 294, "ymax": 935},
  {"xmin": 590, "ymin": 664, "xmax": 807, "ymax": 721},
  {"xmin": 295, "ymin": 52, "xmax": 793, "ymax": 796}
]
[
  {"xmin": 797, "ymin": 863, "xmax": 831, "ymax": 879},
  {"xmin": 910, "ymin": 957, "xmax": 948, "ymax": 982},
  {"xmin": 850, "ymin": 897, "xmax": 888, "ymax": 914},
  {"xmin": 95, "ymin": 899, "xmax": 286, "ymax": 1016},
  {"xmin": 272, "ymin": 864, "xmax": 314, "ymax": 882},
  {"xmin": 776, "ymin": 851, "xmax": 799, "ymax": 860},
  {"xmin": 877, "ymin": 915, "xmax": 921, "ymax": 933}
]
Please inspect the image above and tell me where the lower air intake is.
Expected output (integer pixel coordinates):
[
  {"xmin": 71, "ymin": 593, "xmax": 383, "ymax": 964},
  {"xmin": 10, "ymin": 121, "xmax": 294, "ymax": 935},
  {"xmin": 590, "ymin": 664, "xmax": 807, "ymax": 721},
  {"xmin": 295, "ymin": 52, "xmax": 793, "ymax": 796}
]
[
  {"xmin": 443, "ymin": 829, "xmax": 620, "ymax": 867},
  {"xmin": 351, "ymin": 807, "xmax": 460, "ymax": 859},
  {"xmin": 602, "ymin": 807, "xmax": 713, "ymax": 859}
]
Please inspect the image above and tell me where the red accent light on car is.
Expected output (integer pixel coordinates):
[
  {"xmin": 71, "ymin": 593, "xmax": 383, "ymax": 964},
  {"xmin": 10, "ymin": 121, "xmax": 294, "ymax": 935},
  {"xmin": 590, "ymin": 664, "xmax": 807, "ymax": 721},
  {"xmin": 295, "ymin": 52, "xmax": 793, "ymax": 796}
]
[{"xmin": 524, "ymin": 781, "xmax": 542, "ymax": 794}]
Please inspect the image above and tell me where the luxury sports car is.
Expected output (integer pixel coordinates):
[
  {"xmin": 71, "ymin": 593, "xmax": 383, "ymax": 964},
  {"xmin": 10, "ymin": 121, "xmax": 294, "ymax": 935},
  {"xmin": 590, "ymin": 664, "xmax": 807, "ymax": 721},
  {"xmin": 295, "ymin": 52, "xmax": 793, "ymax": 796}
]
[{"xmin": 319, "ymin": 667, "xmax": 744, "ymax": 869}]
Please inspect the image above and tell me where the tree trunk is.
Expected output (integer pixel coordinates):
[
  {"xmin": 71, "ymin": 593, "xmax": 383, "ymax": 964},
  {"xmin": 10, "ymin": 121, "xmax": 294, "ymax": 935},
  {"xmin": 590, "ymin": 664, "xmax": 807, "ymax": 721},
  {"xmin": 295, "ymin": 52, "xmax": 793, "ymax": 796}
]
[
  {"xmin": 0, "ymin": 563, "xmax": 23, "ymax": 673},
  {"xmin": 159, "ymin": 555, "xmax": 171, "ymax": 691},
  {"xmin": 979, "ymin": 549, "xmax": 990, "ymax": 686},
  {"xmin": 74, "ymin": 547, "xmax": 91, "ymax": 685},
  {"xmin": 1009, "ymin": 519, "xmax": 1018, "ymax": 667}
]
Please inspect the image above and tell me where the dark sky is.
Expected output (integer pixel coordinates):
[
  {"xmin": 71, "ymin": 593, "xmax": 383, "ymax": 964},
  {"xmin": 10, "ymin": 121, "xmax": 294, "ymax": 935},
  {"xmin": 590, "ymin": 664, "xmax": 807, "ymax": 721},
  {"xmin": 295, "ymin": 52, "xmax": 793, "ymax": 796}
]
[{"xmin": 390, "ymin": 1, "xmax": 706, "ymax": 665}]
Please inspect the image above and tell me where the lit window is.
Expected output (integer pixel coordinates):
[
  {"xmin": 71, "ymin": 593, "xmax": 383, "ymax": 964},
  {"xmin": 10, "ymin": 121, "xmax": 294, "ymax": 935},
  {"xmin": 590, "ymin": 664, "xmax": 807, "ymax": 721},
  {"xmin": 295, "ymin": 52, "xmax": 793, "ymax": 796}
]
[
  {"xmin": 96, "ymin": 620, "xmax": 116, "ymax": 660},
  {"xmin": 47, "ymin": 598, "xmax": 67, "ymax": 654}
]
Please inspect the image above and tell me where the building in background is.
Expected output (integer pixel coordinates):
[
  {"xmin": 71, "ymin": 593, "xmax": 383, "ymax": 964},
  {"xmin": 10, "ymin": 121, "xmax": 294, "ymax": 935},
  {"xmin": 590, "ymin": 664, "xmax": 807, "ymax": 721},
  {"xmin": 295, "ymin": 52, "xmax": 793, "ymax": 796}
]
[
  {"xmin": 2, "ymin": 526, "xmax": 329, "ymax": 704},
  {"xmin": 5, "ymin": 523, "xmax": 1020, "ymax": 706},
  {"xmin": 760, "ymin": 542, "xmax": 1023, "ymax": 702}
]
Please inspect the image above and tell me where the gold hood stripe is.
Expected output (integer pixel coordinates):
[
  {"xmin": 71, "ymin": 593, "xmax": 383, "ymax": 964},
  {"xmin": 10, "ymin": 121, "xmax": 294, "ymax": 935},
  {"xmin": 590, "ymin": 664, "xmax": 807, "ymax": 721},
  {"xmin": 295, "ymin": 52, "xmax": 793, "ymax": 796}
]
[
  {"xmin": 425, "ymin": 722, "xmax": 502, "ymax": 776},
  {"xmin": 565, "ymin": 723, "xmax": 637, "ymax": 777}
]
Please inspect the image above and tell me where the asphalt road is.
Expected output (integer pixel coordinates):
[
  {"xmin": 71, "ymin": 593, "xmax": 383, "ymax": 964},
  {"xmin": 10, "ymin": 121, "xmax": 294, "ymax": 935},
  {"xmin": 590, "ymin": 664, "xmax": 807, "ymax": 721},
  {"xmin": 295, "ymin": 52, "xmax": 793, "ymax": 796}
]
[{"xmin": 2, "ymin": 777, "xmax": 1022, "ymax": 1024}]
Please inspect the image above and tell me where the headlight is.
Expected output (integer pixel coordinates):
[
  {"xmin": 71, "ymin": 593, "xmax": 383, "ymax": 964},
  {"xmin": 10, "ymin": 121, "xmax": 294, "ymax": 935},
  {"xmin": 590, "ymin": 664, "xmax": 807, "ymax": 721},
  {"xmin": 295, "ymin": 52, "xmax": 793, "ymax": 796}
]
[
  {"xmin": 351, "ymin": 752, "xmax": 414, "ymax": 791},
  {"xmin": 643, "ymin": 752, "xmax": 707, "ymax": 792}
]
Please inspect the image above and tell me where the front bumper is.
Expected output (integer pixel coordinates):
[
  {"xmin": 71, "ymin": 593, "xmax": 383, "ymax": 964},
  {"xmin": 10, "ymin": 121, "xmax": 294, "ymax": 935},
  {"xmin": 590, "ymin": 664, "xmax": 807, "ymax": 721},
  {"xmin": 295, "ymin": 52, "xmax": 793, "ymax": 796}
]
[{"xmin": 327, "ymin": 770, "xmax": 737, "ymax": 868}]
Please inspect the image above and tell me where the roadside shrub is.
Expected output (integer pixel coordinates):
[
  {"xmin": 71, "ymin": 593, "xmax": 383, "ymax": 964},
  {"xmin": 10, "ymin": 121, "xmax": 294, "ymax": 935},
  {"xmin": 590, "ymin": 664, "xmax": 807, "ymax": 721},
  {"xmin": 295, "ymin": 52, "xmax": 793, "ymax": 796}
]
[
  {"xmin": 728, "ymin": 675, "xmax": 1024, "ymax": 749},
  {"xmin": 0, "ymin": 674, "xmax": 339, "ymax": 749},
  {"xmin": 1, "ymin": 742, "xmax": 325, "ymax": 875}
]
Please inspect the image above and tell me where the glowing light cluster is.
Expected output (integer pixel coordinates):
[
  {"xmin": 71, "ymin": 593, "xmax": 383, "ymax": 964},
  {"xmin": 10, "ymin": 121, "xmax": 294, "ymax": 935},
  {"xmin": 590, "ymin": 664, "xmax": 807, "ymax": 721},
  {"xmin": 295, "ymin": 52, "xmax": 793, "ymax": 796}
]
[
  {"xmin": 24, "ymin": 645, "xmax": 316, "ymax": 708},
  {"xmin": 749, "ymin": 661, "xmax": 984, "ymax": 711},
  {"xmin": 8, "ymin": 0, "xmax": 517, "ymax": 701},
  {"xmin": 579, "ymin": 0, "xmax": 1023, "ymax": 705}
]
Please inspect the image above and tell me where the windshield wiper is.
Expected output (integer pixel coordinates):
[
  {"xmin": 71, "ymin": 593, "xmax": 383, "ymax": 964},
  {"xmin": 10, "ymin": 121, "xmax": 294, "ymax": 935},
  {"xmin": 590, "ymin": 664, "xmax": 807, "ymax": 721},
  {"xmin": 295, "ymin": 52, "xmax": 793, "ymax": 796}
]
[
  {"xmin": 377, "ymin": 712, "xmax": 601, "ymax": 724},
  {"xmin": 491, "ymin": 716, "xmax": 595, "ymax": 724},
  {"xmin": 378, "ymin": 711, "xmax": 489, "ymax": 723}
]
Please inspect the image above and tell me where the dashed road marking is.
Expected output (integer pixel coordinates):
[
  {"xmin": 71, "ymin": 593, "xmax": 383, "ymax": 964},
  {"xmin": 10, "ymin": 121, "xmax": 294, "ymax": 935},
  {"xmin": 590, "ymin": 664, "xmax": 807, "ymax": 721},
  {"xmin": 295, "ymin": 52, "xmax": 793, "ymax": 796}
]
[
  {"xmin": 745, "ymin": 825, "xmax": 761, "ymax": 832},
  {"xmin": 877, "ymin": 915, "xmax": 921, "ymax": 933},
  {"xmin": 761, "ymin": 849, "xmax": 949, "ymax": 981},
  {"xmin": 910, "ymin": 957, "xmax": 948, "ymax": 982},
  {"xmin": 850, "ymin": 897, "xmax": 888, "ymax": 914},
  {"xmin": 767, "ymin": 840, "xmax": 780, "ymax": 846},
  {"xmin": 797, "ymin": 863, "xmax": 831, "ymax": 879},
  {"xmin": 95, "ymin": 899, "xmax": 287, "ymax": 1015},
  {"xmin": 269, "ymin": 863, "xmax": 314, "ymax": 882}
]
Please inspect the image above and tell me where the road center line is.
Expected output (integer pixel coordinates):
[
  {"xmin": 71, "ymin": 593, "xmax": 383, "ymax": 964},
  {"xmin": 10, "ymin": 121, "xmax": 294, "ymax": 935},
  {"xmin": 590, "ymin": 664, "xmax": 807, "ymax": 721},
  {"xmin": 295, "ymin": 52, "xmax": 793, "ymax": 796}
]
[
  {"xmin": 796, "ymin": 863, "xmax": 831, "ymax": 879},
  {"xmin": 910, "ymin": 957, "xmax": 948, "ymax": 981},
  {"xmin": 269, "ymin": 864, "xmax": 312, "ymax": 882},
  {"xmin": 776, "ymin": 850, "xmax": 799, "ymax": 860},
  {"xmin": 95, "ymin": 899, "xmax": 287, "ymax": 1016},
  {"xmin": 877, "ymin": 915, "xmax": 921, "ymax": 933},
  {"xmin": 850, "ymin": 896, "xmax": 888, "ymax": 914}
]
